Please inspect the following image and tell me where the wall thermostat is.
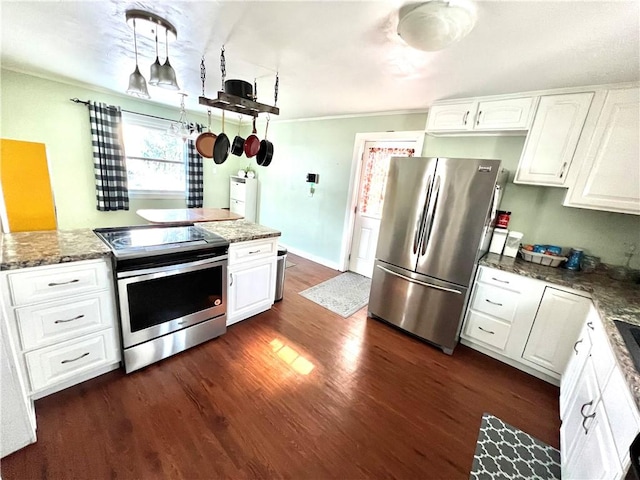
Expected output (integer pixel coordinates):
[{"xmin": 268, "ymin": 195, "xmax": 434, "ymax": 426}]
[{"xmin": 306, "ymin": 173, "xmax": 319, "ymax": 184}]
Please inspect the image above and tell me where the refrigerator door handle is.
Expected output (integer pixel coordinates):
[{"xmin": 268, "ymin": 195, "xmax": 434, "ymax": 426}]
[
  {"xmin": 421, "ymin": 175, "xmax": 442, "ymax": 256},
  {"xmin": 376, "ymin": 265, "xmax": 462, "ymax": 295},
  {"xmin": 413, "ymin": 174, "xmax": 432, "ymax": 254}
]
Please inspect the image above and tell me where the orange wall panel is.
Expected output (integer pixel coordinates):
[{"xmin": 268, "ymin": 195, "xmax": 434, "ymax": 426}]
[{"xmin": 0, "ymin": 139, "xmax": 57, "ymax": 232}]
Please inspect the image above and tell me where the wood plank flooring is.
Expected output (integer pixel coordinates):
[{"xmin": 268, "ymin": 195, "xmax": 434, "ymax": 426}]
[{"xmin": 1, "ymin": 253, "xmax": 560, "ymax": 479}]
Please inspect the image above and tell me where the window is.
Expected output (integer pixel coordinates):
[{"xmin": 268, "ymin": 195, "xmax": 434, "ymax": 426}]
[{"xmin": 122, "ymin": 112, "xmax": 186, "ymax": 198}]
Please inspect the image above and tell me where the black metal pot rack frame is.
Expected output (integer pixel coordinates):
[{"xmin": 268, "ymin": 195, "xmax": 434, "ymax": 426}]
[{"xmin": 198, "ymin": 48, "xmax": 279, "ymax": 118}]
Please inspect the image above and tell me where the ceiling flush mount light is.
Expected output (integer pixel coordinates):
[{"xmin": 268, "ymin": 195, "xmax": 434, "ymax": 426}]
[
  {"xmin": 125, "ymin": 9, "xmax": 179, "ymax": 97},
  {"xmin": 397, "ymin": 0, "xmax": 477, "ymax": 52}
]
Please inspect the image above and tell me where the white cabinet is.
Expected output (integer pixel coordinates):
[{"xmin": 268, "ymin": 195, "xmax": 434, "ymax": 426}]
[
  {"xmin": 515, "ymin": 92, "xmax": 594, "ymax": 186},
  {"xmin": 230, "ymin": 176, "xmax": 258, "ymax": 222},
  {"xmin": 461, "ymin": 266, "xmax": 590, "ymax": 384},
  {"xmin": 561, "ymin": 306, "xmax": 640, "ymax": 479},
  {"xmin": 426, "ymin": 97, "xmax": 534, "ymax": 133},
  {"xmin": 227, "ymin": 237, "xmax": 277, "ymax": 326},
  {"xmin": 564, "ymin": 87, "xmax": 640, "ymax": 214},
  {"xmin": 522, "ymin": 287, "xmax": 591, "ymax": 375},
  {"xmin": 0, "ymin": 259, "xmax": 121, "ymax": 399}
]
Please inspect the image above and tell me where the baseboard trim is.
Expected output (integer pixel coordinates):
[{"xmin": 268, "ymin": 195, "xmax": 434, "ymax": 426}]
[{"xmin": 279, "ymin": 244, "xmax": 342, "ymax": 271}]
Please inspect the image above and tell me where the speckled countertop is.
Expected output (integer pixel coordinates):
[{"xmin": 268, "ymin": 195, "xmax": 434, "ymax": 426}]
[
  {"xmin": 0, "ymin": 220, "xmax": 281, "ymax": 271},
  {"xmin": 480, "ymin": 253, "xmax": 640, "ymax": 409}
]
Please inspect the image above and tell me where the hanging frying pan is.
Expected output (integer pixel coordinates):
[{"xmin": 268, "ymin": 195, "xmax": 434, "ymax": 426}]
[
  {"xmin": 213, "ymin": 110, "xmax": 230, "ymax": 164},
  {"xmin": 231, "ymin": 116, "xmax": 245, "ymax": 156},
  {"xmin": 195, "ymin": 110, "xmax": 216, "ymax": 158},
  {"xmin": 256, "ymin": 117, "xmax": 273, "ymax": 167},
  {"xmin": 244, "ymin": 117, "xmax": 260, "ymax": 158}
]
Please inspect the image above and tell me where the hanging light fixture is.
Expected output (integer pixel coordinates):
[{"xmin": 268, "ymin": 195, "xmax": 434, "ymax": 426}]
[
  {"xmin": 397, "ymin": 1, "xmax": 477, "ymax": 51},
  {"xmin": 125, "ymin": 10, "xmax": 178, "ymax": 97},
  {"xmin": 126, "ymin": 18, "xmax": 150, "ymax": 99}
]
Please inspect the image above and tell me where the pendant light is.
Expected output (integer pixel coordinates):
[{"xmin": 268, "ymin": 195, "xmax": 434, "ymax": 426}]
[
  {"xmin": 126, "ymin": 18, "xmax": 150, "ymax": 99},
  {"xmin": 148, "ymin": 31, "xmax": 161, "ymax": 86},
  {"xmin": 157, "ymin": 28, "xmax": 180, "ymax": 90}
]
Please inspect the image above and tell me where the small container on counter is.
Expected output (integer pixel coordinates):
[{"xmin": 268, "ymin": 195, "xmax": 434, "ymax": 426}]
[
  {"xmin": 496, "ymin": 210, "xmax": 511, "ymax": 229},
  {"xmin": 489, "ymin": 229, "xmax": 509, "ymax": 255},
  {"xmin": 503, "ymin": 231, "xmax": 524, "ymax": 257},
  {"xmin": 565, "ymin": 248, "xmax": 584, "ymax": 271},
  {"xmin": 580, "ymin": 255, "xmax": 600, "ymax": 273}
]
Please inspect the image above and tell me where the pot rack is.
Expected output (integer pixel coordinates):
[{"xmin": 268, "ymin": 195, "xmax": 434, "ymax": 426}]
[{"xmin": 198, "ymin": 47, "xmax": 279, "ymax": 118}]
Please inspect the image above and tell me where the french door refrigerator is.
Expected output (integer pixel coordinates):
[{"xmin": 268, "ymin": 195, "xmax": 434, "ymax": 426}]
[{"xmin": 368, "ymin": 157, "xmax": 505, "ymax": 354}]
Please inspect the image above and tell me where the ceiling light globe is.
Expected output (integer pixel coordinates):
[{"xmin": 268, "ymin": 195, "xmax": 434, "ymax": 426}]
[
  {"xmin": 158, "ymin": 59, "xmax": 180, "ymax": 90},
  {"xmin": 126, "ymin": 65, "xmax": 150, "ymax": 99}
]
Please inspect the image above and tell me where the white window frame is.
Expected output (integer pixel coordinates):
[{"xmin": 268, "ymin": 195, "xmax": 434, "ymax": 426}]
[{"xmin": 121, "ymin": 112, "xmax": 187, "ymax": 200}]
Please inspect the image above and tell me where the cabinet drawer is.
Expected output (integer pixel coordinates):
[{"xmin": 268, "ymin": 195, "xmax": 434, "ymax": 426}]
[
  {"xmin": 477, "ymin": 266, "xmax": 531, "ymax": 293},
  {"xmin": 470, "ymin": 283, "xmax": 519, "ymax": 322},
  {"xmin": 25, "ymin": 329, "xmax": 119, "ymax": 392},
  {"xmin": 228, "ymin": 238, "xmax": 278, "ymax": 266},
  {"xmin": 463, "ymin": 311, "xmax": 511, "ymax": 351},
  {"xmin": 230, "ymin": 180, "xmax": 246, "ymax": 201},
  {"xmin": 16, "ymin": 291, "xmax": 115, "ymax": 351},
  {"xmin": 230, "ymin": 198, "xmax": 246, "ymax": 216},
  {"xmin": 8, "ymin": 260, "xmax": 109, "ymax": 306}
]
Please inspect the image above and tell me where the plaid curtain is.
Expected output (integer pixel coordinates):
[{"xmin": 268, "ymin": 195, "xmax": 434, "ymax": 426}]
[
  {"xmin": 186, "ymin": 123, "xmax": 204, "ymax": 208},
  {"xmin": 88, "ymin": 102, "xmax": 129, "ymax": 211}
]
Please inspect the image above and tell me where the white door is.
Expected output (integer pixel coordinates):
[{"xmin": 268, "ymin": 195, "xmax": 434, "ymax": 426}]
[{"xmin": 348, "ymin": 141, "xmax": 417, "ymax": 277}]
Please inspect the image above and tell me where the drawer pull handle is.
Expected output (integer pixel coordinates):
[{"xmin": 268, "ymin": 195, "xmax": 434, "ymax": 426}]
[
  {"xmin": 586, "ymin": 321, "xmax": 594, "ymax": 330},
  {"xmin": 61, "ymin": 352, "xmax": 90, "ymax": 364},
  {"xmin": 478, "ymin": 326, "xmax": 495, "ymax": 335},
  {"xmin": 248, "ymin": 250, "xmax": 261, "ymax": 254},
  {"xmin": 485, "ymin": 299, "xmax": 503, "ymax": 307},
  {"xmin": 491, "ymin": 277, "xmax": 509, "ymax": 284},
  {"xmin": 54, "ymin": 314, "xmax": 85, "ymax": 324},
  {"xmin": 230, "ymin": 273, "xmax": 234, "ymax": 286},
  {"xmin": 48, "ymin": 279, "xmax": 80, "ymax": 287},
  {"xmin": 573, "ymin": 338, "xmax": 583, "ymax": 355}
]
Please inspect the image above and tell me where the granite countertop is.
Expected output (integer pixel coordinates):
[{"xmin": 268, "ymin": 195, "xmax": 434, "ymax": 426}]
[
  {"xmin": 480, "ymin": 253, "xmax": 640, "ymax": 408},
  {"xmin": 0, "ymin": 229, "xmax": 111, "ymax": 270},
  {"xmin": 0, "ymin": 220, "xmax": 281, "ymax": 271}
]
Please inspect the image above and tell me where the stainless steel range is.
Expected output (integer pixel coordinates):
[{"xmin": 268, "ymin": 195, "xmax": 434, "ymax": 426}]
[{"xmin": 94, "ymin": 224, "xmax": 229, "ymax": 373}]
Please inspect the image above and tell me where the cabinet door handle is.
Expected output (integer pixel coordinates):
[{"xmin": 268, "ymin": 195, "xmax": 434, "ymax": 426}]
[
  {"xmin": 580, "ymin": 400, "xmax": 596, "ymax": 435},
  {"xmin": 476, "ymin": 111, "xmax": 483, "ymax": 125},
  {"xmin": 587, "ymin": 321, "xmax": 594, "ymax": 330},
  {"xmin": 478, "ymin": 326, "xmax": 495, "ymax": 335},
  {"xmin": 491, "ymin": 277, "xmax": 509, "ymax": 284},
  {"xmin": 54, "ymin": 314, "xmax": 85, "ymax": 324},
  {"xmin": 573, "ymin": 338, "xmax": 583, "ymax": 355},
  {"xmin": 248, "ymin": 250, "xmax": 261, "ymax": 254},
  {"xmin": 559, "ymin": 161, "xmax": 568, "ymax": 179},
  {"xmin": 61, "ymin": 352, "xmax": 90, "ymax": 364},
  {"xmin": 485, "ymin": 299, "xmax": 503, "ymax": 307},
  {"xmin": 48, "ymin": 279, "xmax": 80, "ymax": 287},
  {"xmin": 463, "ymin": 111, "xmax": 469, "ymax": 125},
  {"xmin": 230, "ymin": 273, "xmax": 234, "ymax": 286}
]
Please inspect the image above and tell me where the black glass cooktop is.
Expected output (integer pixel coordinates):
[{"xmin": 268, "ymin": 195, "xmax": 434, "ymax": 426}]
[{"xmin": 94, "ymin": 224, "xmax": 228, "ymax": 258}]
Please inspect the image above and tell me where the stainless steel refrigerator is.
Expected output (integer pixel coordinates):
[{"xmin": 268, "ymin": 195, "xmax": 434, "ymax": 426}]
[{"xmin": 368, "ymin": 157, "xmax": 506, "ymax": 354}]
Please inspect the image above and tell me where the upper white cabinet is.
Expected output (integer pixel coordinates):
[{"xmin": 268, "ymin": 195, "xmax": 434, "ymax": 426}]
[
  {"xmin": 564, "ymin": 87, "xmax": 640, "ymax": 215},
  {"xmin": 230, "ymin": 176, "xmax": 258, "ymax": 222},
  {"xmin": 426, "ymin": 97, "xmax": 534, "ymax": 133},
  {"xmin": 515, "ymin": 92, "xmax": 594, "ymax": 187}
]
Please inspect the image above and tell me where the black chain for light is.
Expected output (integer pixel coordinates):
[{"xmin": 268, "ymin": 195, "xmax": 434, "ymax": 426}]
[
  {"xmin": 200, "ymin": 56, "xmax": 206, "ymax": 97},
  {"xmin": 274, "ymin": 73, "xmax": 279, "ymax": 106},
  {"xmin": 254, "ymin": 78, "xmax": 258, "ymax": 102},
  {"xmin": 220, "ymin": 46, "xmax": 226, "ymax": 90}
]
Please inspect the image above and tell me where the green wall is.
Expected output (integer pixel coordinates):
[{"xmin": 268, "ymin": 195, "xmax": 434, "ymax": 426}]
[
  {"xmin": 0, "ymin": 69, "xmax": 248, "ymax": 229},
  {"xmin": 2, "ymin": 69, "xmax": 638, "ymax": 268}
]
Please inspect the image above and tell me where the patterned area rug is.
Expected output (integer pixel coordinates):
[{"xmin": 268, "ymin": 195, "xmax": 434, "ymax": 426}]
[
  {"xmin": 299, "ymin": 272, "xmax": 371, "ymax": 318},
  {"xmin": 470, "ymin": 413, "xmax": 560, "ymax": 480}
]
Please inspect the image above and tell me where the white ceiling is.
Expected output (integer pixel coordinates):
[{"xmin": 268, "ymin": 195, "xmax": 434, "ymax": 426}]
[{"xmin": 2, "ymin": 0, "xmax": 639, "ymax": 120}]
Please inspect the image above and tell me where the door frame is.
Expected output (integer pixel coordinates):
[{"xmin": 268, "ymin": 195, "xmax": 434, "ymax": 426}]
[{"xmin": 339, "ymin": 131, "xmax": 425, "ymax": 272}]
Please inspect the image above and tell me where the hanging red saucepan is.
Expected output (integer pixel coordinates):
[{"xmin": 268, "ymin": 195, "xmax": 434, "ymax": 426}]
[
  {"xmin": 256, "ymin": 117, "xmax": 274, "ymax": 167},
  {"xmin": 230, "ymin": 116, "xmax": 245, "ymax": 156},
  {"xmin": 244, "ymin": 117, "xmax": 260, "ymax": 158},
  {"xmin": 195, "ymin": 110, "xmax": 217, "ymax": 159},
  {"xmin": 213, "ymin": 110, "xmax": 230, "ymax": 164}
]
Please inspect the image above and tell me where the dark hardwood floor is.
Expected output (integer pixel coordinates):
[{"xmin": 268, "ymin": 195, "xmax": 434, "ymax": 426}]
[{"xmin": 1, "ymin": 253, "xmax": 560, "ymax": 479}]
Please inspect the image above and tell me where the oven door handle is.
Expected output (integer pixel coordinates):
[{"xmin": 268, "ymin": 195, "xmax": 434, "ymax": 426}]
[{"xmin": 117, "ymin": 255, "xmax": 228, "ymax": 280}]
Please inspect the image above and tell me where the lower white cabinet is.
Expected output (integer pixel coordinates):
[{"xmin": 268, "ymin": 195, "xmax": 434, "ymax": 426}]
[
  {"xmin": 227, "ymin": 237, "xmax": 278, "ymax": 326},
  {"xmin": 0, "ymin": 259, "xmax": 121, "ymax": 399},
  {"xmin": 461, "ymin": 266, "xmax": 590, "ymax": 384},
  {"xmin": 561, "ymin": 306, "xmax": 640, "ymax": 479}
]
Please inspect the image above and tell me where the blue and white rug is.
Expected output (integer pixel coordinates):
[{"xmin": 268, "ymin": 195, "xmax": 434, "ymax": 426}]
[
  {"xmin": 470, "ymin": 413, "xmax": 560, "ymax": 480},
  {"xmin": 299, "ymin": 272, "xmax": 371, "ymax": 318}
]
